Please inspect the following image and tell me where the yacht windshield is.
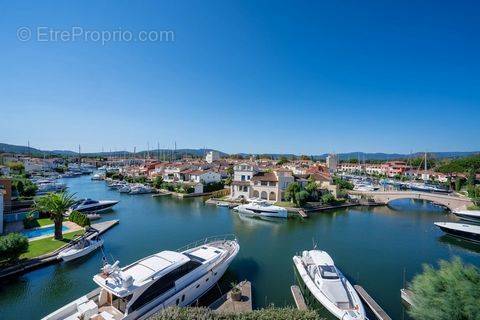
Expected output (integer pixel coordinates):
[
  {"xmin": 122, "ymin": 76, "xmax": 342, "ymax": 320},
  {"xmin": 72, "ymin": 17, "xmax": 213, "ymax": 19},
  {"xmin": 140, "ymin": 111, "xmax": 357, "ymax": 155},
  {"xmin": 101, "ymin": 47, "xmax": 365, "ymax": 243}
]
[
  {"xmin": 83, "ymin": 199, "xmax": 99, "ymax": 205},
  {"xmin": 319, "ymin": 265, "xmax": 339, "ymax": 279}
]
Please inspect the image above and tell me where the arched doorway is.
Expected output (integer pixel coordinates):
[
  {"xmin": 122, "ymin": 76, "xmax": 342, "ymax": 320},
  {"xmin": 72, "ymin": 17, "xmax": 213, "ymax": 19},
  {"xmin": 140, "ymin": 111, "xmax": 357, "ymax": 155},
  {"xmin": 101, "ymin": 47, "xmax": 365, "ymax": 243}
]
[
  {"xmin": 269, "ymin": 191, "xmax": 276, "ymax": 201},
  {"xmin": 260, "ymin": 191, "xmax": 267, "ymax": 199},
  {"xmin": 253, "ymin": 190, "xmax": 259, "ymax": 198}
]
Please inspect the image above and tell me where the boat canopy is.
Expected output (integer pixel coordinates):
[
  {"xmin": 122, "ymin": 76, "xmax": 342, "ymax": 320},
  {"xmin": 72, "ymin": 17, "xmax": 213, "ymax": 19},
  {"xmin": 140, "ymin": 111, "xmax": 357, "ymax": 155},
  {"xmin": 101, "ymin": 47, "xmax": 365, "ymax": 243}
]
[{"xmin": 93, "ymin": 251, "xmax": 189, "ymax": 297}]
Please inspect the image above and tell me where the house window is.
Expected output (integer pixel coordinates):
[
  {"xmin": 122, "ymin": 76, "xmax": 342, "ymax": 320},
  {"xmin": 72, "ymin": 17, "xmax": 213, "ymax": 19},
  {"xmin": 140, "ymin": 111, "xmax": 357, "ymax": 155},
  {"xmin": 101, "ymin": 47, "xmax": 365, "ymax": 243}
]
[
  {"xmin": 181, "ymin": 295, "xmax": 185, "ymax": 302},
  {"xmin": 261, "ymin": 181, "xmax": 268, "ymax": 186},
  {"xmin": 241, "ymin": 175, "xmax": 245, "ymax": 181}
]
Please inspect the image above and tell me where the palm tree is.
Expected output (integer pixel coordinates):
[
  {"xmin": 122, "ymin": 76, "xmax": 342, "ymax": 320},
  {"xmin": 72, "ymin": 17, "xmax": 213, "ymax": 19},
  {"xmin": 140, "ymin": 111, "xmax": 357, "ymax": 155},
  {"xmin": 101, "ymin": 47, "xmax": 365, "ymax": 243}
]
[{"xmin": 32, "ymin": 192, "xmax": 76, "ymax": 240}]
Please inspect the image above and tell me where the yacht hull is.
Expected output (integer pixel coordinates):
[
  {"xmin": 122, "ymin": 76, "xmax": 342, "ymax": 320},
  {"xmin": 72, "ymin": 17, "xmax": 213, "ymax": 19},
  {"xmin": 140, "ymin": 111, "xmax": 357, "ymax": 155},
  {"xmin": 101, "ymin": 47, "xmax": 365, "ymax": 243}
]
[
  {"xmin": 235, "ymin": 207, "xmax": 287, "ymax": 219},
  {"xmin": 135, "ymin": 255, "xmax": 233, "ymax": 320},
  {"xmin": 453, "ymin": 211, "xmax": 480, "ymax": 224},
  {"xmin": 436, "ymin": 225, "xmax": 480, "ymax": 243},
  {"xmin": 58, "ymin": 240, "xmax": 104, "ymax": 262}
]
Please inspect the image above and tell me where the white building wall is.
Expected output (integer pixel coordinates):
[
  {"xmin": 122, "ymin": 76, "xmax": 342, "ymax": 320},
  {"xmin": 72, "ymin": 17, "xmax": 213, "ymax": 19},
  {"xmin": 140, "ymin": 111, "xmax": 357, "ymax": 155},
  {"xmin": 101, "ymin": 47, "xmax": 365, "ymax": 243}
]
[
  {"xmin": 205, "ymin": 151, "xmax": 220, "ymax": 163},
  {"xmin": 326, "ymin": 154, "xmax": 338, "ymax": 172},
  {"xmin": 194, "ymin": 172, "xmax": 221, "ymax": 184}
]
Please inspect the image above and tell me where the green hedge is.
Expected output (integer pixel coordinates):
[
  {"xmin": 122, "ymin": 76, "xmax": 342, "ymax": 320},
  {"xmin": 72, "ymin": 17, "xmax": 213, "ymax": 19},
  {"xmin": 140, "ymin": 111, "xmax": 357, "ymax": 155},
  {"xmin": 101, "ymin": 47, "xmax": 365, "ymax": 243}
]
[
  {"xmin": 152, "ymin": 307, "xmax": 321, "ymax": 320},
  {"xmin": 0, "ymin": 233, "xmax": 29, "ymax": 263},
  {"xmin": 69, "ymin": 211, "xmax": 91, "ymax": 227}
]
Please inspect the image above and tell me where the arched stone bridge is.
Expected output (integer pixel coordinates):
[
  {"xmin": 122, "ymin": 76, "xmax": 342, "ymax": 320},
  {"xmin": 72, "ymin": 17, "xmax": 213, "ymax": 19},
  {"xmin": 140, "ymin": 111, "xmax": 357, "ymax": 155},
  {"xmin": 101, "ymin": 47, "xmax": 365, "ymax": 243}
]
[{"xmin": 349, "ymin": 190, "xmax": 473, "ymax": 211}]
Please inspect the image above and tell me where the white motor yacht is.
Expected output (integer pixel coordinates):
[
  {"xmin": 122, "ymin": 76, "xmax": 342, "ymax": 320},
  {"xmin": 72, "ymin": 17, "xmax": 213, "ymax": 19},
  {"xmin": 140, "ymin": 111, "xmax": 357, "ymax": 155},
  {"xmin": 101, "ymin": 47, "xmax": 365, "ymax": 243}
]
[
  {"xmin": 435, "ymin": 222, "xmax": 480, "ymax": 243},
  {"xmin": 452, "ymin": 210, "xmax": 480, "ymax": 223},
  {"xmin": 42, "ymin": 235, "xmax": 239, "ymax": 320},
  {"xmin": 36, "ymin": 181, "xmax": 68, "ymax": 194},
  {"xmin": 92, "ymin": 173, "xmax": 105, "ymax": 181},
  {"xmin": 233, "ymin": 199, "xmax": 287, "ymax": 218},
  {"xmin": 119, "ymin": 185, "xmax": 132, "ymax": 193},
  {"xmin": 129, "ymin": 184, "xmax": 153, "ymax": 195},
  {"xmin": 108, "ymin": 181, "xmax": 127, "ymax": 189},
  {"xmin": 293, "ymin": 250, "xmax": 365, "ymax": 320},
  {"xmin": 69, "ymin": 198, "xmax": 119, "ymax": 214}
]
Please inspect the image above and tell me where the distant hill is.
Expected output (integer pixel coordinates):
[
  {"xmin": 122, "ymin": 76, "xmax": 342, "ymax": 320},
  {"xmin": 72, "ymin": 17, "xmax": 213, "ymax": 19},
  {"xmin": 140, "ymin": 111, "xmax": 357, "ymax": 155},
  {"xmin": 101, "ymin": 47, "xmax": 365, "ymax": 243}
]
[
  {"xmin": 0, "ymin": 143, "xmax": 226, "ymax": 159},
  {"xmin": 0, "ymin": 142, "xmax": 477, "ymax": 161}
]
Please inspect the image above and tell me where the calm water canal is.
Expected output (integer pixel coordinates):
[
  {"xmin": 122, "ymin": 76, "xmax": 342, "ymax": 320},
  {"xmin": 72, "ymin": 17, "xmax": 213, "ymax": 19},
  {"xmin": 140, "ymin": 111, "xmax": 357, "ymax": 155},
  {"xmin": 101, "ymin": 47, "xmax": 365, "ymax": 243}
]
[{"xmin": 1, "ymin": 175, "xmax": 480, "ymax": 320}]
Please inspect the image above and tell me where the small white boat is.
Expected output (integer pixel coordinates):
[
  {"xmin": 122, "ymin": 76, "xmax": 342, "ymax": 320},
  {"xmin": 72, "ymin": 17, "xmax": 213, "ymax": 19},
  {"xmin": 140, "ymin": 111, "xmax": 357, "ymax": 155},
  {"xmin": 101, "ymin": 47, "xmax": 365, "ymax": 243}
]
[
  {"xmin": 293, "ymin": 250, "xmax": 365, "ymax": 320},
  {"xmin": 119, "ymin": 185, "xmax": 131, "ymax": 193},
  {"xmin": 453, "ymin": 210, "xmax": 480, "ymax": 223},
  {"xmin": 91, "ymin": 173, "xmax": 105, "ymax": 181},
  {"xmin": 86, "ymin": 213, "xmax": 102, "ymax": 221},
  {"xmin": 216, "ymin": 201, "xmax": 230, "ymax": 207},
  {"xmin": 234, "ymin": 199, "xmax": 287, "ymax": 218},
  {"xmin": 58, "ymin": 237, "xmax": 104, "ymax": 262}
]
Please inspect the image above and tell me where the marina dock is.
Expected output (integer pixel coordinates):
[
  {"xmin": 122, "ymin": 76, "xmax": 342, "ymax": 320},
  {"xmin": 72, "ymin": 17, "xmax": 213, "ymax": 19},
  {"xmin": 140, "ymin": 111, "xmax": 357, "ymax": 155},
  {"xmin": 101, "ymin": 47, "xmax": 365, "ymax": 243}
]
[
  {"xmin": 400, "ymin": 288, "xmax": 414, "ymax": 308},
  {"xmin": 354, "ymin": 285, "xmax": 392, "ymax": 320},
  {"xmin": 89, "ymin": 219, "xmax": 119, "ymax": 237},
  {"xmin": 297, "ymin": 210, "xmax": 309, "ymax": 218},
  {"xmin": 290, "ymin": 285, "xmax": 308, "ymax": 310},
  {"xmin": 209, "ymin": 280, "xmax": 252, "ymax": 314},
  {"xmin": 0, "ymin": 220, "xmax": 119, "ymax": 280}
]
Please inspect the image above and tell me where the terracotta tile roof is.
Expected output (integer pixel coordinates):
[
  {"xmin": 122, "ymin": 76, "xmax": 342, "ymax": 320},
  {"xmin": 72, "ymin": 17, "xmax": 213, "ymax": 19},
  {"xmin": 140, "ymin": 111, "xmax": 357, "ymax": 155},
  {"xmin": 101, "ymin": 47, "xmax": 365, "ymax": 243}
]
[
  {"xmin": 308, "ymin": 173, "xmax": 331, "ymax": 182},
  {"xmin": 251, "ymin": 172, "xmax": 278, "ymax": 182},
  {"xmin": 232, "ymin": 181, "xmax": 251, "ymax": 186}
]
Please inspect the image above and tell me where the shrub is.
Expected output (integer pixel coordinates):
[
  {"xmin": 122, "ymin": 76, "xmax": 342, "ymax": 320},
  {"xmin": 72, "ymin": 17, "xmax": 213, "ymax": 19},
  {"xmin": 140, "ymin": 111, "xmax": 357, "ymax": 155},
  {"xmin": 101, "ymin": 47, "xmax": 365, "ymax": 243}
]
[
  {"xmin": 12, "ymin": 177, "xmax": 37, "ymax": 197},
  {"xmin": 321, "ymin": 193, "xmax": 337, "ymax": 205},
  {"xmin": 7, "ymin": 161, "xmax": 25, "ymax": 173},
  {"xmin": 69, "ymin": 211, "xmax": 91, "ymax": 227},
  {"xmin": 152, "ymin": 176, "xmax": 164, "ymax": 189},
  {"xmin": 0, "ymin": 233, "xmax": 29, "ymax": 262},
  {"xmin": 408, "ymin": 257, "xmax": 480, "ymax": 320},
  {"xmin": 332, "ymin": 177, "xmax": 354, "ymax": 190},
  {"xmin": 152, "ymin": 307, "xmax": 320, "ymax": 320},
  {"xmin": 23, "ymin": 212, "xmax": 40, "ymax": 229}
]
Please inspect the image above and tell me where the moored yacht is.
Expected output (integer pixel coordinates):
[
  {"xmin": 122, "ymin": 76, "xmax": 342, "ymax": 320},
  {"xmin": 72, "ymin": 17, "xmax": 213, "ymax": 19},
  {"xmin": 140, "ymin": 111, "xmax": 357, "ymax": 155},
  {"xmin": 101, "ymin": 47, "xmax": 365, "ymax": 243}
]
[
  {"xmin": 434, "ymin": 222, "xmax": 480, "ymax": 243},
  {"xmin": 42, "ymin": 235, "xmax": 239, "ymax": 320},
  {"xmin": 233, "ymin": 199, "xmax": 288, "ymax": 218},
  {"xmin": 119, "ymin": 185, "xmax": 132, "ymax": 193},
  {"xmin": 293, "ymin": 250, "xmax": 365, "ymax": 320},
  {"xmin": 36, "ymin": 180, "xmax": 68, "ymax": 194},
  {"xmin": 452, "ymin": 210, "xmax": 480, "ymax": 223},
  {"xmin": 69, "ymin": 198, "xmax": 119, "ymax": 214},
  {"xmin": 129, "ymin": 184, "xmax": 153, "ymax": 195}
]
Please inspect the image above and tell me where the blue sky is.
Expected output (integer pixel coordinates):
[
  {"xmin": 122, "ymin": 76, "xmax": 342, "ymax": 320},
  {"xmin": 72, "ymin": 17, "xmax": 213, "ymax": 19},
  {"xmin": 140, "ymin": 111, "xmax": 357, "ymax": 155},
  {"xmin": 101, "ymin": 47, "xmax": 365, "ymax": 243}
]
[{"xmin": 1, "ymin": 1, "xmax": 479, "ymax": 154}]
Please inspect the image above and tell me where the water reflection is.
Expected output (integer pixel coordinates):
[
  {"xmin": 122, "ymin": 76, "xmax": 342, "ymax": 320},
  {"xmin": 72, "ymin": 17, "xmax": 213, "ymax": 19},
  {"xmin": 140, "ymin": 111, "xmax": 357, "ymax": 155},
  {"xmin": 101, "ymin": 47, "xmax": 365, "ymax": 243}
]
[{"xmin": 438, "ymin": 234, "xmax": 480, "ymax": 255}]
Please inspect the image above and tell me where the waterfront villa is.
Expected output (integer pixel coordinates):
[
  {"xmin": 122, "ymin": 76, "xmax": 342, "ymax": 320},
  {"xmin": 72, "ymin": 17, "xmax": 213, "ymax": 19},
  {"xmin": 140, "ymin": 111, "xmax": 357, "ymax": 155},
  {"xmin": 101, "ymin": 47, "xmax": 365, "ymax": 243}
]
[
  {"xmin": 230, "ymin": 165, "xmax": 294, "ymax": 202},
  {"xmin": 251, "ymin": 168, "xmax": 294, "ymax": 201},
  {"xmin": 230, "ymin": 163, "xmax": 258, "ymax": 199}
]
